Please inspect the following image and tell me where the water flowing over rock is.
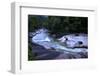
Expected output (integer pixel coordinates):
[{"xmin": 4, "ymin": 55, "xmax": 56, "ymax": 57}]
[
  {"xmin": 58, "ymin": 34, "xmax": 88, "ymax": 48},
  {"xmin": 29, "ymin": 28, "xmax": 88, "ymax": 60},
  {"xmin": 31, "ymin": 28, "xmax": 87, "ymax": 53},
  {"xmin": 32, "ymin": 28, "xmax": 51, "ymax": 42}
]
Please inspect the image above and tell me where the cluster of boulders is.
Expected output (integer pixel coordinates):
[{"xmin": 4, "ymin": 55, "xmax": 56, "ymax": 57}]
[{"xmin": 58, "ymin": 34, "xmax": 88, "ymax": 48}]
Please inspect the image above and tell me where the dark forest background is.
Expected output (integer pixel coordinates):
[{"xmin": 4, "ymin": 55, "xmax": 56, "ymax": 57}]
[{"xmin": 28, "ymin": 15, "xmax": 88, "ymax": 38}]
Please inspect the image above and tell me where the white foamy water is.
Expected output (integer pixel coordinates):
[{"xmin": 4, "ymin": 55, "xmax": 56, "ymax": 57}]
[{"xmin": 32, "ymin": 28, "xmax": 87, "ymax": 53}]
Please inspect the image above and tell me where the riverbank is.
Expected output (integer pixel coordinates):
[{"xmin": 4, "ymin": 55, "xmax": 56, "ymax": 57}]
[{"xmin": 30, "ymin": 43, "xmax": 88, "ymax": 60}]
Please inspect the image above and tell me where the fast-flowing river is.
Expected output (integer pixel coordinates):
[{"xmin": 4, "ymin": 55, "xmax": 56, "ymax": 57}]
[{"xmin": 31, "ymin": 28, "xmax": 88, "ymax": 54}]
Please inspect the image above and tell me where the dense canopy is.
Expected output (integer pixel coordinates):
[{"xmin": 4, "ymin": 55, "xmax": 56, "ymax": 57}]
[{"xmin": 28, "ymin": 15, "xmax": 88, "ymax": 38}]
